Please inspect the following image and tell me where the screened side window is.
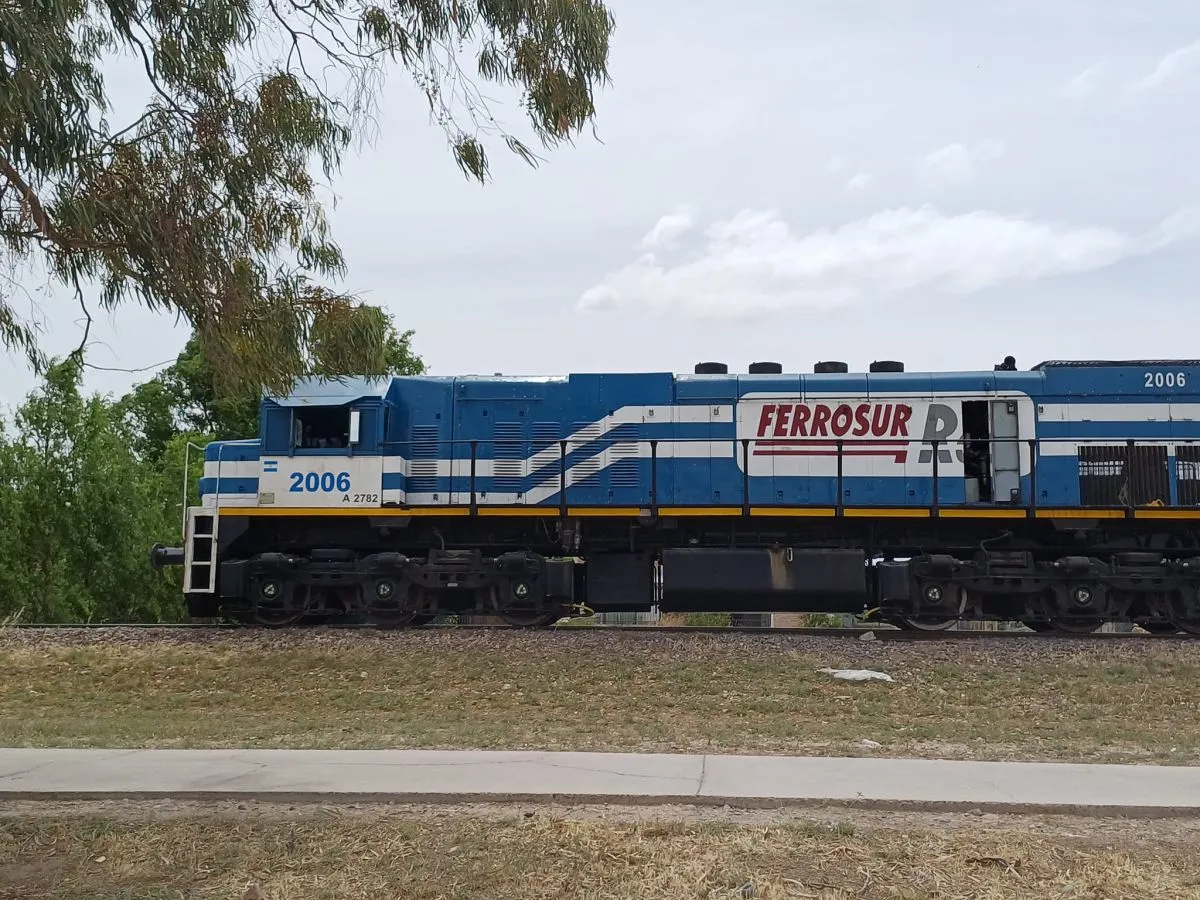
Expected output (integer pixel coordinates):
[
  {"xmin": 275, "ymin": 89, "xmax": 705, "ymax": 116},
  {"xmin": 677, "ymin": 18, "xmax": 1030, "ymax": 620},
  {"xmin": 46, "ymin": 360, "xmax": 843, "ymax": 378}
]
[{"xmin": 293, "ymin": 407, "xmax": 351, "ymax": 449}]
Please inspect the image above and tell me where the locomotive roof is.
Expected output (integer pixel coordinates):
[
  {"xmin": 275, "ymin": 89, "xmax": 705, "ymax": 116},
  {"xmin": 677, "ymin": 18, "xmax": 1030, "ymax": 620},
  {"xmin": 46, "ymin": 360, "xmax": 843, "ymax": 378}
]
[
  {"xmin": 266, "ymin": 376, "xmax": 391, "ymax": 407},
  {"xmin": 265, "ymin": 361, "xmax": 1200, "ymax": 406},
  {"xmin": 1032, "ymin": 360, "xmax": 1200, "ymax": 369}
]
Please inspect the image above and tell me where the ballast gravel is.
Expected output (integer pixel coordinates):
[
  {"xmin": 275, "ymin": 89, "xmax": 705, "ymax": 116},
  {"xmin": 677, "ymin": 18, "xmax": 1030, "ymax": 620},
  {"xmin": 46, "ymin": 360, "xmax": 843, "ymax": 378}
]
[{"xmin": 1, "ymin": 623, "xmax": 1196, "ymax": 670}]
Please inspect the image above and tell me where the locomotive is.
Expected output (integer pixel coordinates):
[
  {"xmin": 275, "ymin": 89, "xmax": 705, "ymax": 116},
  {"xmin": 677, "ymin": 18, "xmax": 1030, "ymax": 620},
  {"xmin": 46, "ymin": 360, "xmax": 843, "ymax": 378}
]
[{"xmin": 151, "ymin": 357, "xmax": 1200, "ymax": 634}]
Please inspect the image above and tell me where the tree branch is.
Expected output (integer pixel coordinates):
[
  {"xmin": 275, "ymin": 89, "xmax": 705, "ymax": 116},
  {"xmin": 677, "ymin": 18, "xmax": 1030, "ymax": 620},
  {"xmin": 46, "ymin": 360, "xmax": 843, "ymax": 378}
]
[
  {"xmin": 84, "ymin": 358, "xmax": 175, "ymax": 373},
  {"xmin": 0, "ymin": 155, "xmax": 58, "ymax": 244},
  {"xmin": 67, "ymin": 280, "xmax": 92, "ymax": 371}
]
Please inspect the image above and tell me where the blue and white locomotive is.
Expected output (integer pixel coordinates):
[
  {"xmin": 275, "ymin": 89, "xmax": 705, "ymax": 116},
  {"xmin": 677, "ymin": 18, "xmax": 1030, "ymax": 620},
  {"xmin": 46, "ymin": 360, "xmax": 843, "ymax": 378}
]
[{"xmin": 152, "ymin": 357, "xmax": 1200, "ymax": 634}]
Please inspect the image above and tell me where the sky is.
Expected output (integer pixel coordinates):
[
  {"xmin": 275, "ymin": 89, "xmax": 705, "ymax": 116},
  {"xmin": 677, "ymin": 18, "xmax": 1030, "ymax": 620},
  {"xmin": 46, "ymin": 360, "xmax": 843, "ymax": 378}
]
[{"xmin": 4, "ymin": 0, "xmax": 1200, "ymax": 406}]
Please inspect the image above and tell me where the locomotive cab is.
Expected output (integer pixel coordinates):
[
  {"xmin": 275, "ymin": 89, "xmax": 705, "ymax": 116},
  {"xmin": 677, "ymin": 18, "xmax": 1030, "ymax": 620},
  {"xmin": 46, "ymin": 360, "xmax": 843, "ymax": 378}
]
[{"xmin": 254, "ymin": 377, "xmax": 392, "ymax": 510}]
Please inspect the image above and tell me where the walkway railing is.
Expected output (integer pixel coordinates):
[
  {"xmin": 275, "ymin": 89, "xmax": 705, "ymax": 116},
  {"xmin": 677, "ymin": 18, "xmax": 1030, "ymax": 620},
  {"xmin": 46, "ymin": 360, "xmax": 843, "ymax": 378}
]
[{"xmin": 371, "ymin": 434, "xmax": 1194, "ymax": 516}]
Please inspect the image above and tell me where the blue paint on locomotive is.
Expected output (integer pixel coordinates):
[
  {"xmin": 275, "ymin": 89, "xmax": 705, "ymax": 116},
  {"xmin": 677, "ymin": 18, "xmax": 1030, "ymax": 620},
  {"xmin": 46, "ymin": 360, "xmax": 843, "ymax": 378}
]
[{"xmin": 197, "ymin": 362, "xmax": 1200, "ymax": 510}]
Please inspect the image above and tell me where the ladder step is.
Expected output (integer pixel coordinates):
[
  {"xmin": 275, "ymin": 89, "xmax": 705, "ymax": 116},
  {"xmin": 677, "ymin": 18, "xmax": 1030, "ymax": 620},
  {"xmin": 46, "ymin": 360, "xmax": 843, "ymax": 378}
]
[{"xmin": 183, "ymin": 509, "xmax": 220, "ymax": 594}]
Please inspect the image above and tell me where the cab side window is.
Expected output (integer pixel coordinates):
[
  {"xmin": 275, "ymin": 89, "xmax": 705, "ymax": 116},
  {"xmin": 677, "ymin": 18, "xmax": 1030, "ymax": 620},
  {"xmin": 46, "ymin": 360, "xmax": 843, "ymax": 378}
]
[{"xmin": 293, "ymin": 407, "xmax": 350, "ymax": 449}]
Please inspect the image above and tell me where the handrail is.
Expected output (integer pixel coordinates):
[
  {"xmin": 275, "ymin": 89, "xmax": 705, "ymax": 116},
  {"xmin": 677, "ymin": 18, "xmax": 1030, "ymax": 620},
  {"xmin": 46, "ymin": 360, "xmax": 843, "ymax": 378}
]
[{"xmin": 182, "ymin": 441, "xmax": 207, "ymax": 537}]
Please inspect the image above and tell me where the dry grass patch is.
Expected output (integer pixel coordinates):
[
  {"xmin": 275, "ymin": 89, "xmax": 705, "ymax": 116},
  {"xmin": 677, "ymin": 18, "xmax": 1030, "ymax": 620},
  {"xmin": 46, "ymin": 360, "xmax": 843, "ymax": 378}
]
[
  {"xmin": 1, "ymin": 805, "xmax": 1199, "ymax": 900},
  {"xmin": 2, "ymin": 628, "xmax": 1200, "ymax": 763}
]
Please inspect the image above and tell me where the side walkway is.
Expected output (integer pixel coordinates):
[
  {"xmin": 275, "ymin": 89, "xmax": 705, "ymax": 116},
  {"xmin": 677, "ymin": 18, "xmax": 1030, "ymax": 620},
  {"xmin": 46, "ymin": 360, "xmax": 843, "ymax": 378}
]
[{"xmin": 3, "ymin": 749, "xmax": 1200, "ymax": 817}]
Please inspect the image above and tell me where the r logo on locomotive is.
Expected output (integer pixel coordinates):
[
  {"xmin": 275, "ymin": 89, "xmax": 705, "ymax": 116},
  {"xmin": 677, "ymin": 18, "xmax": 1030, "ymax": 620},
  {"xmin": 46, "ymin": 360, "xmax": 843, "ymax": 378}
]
[{"xmin": 737, "ymin": 399, "xmax": 964, "ymax": 474}]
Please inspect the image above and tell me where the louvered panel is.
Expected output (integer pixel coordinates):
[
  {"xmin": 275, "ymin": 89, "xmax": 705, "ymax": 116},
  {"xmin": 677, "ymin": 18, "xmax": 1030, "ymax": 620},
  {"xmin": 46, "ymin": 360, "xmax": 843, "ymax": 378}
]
[
  {"xmin": 493, "ymin": 422, "xmax": 525, "ymax": 494},
  {"xmin": 532, "ymin": 422, "xmax": 562, "ymax": 453},
  {"xmin": 569, "ymin": 420, "xmax": 604, "ymax": 486},
  {"xmin": 529, "ymin": 422, "xmax": 563, "ymax": 485},
  {"xmin": 409, "ymin": 426, "xmax": 441, "ymax": 493},
  {"xmin": 608, "ymin": 422, "xmax": 641, "ymax": 488}
]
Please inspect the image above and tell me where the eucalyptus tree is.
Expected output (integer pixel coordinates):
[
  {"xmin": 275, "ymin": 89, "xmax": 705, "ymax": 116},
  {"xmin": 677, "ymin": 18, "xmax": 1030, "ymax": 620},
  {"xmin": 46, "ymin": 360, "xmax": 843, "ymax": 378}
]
[{"xmin": 0, "ymin": 0, "xmax": 615, "ymax": 393}]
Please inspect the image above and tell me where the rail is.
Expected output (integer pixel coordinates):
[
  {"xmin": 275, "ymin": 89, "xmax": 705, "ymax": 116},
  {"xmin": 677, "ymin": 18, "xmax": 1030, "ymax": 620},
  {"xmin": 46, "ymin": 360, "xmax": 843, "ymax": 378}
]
[{"xmin": 5, "ymin": 622, "xmax": 1193, "ymax": 640}]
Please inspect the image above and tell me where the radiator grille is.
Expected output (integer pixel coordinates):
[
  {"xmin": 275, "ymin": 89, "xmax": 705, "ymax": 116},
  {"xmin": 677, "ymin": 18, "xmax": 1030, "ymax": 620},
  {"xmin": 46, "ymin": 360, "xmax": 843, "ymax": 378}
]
[
  {"xmin": 1077, "ymin": 444, "xmax": 1169, "ymax": 506},
  {"xmin": 1176, "ymin": 446, "xmax": 1200, "ymax": 505}
]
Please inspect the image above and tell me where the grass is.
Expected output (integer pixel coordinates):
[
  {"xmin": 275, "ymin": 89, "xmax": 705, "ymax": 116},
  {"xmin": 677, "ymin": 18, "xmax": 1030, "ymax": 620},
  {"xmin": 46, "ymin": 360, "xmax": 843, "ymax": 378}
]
[
  {"xmin": 2, "ymin": 805, "xmax": 1199, "ymax": 899},
  {"xmin": 3, "ymin": 629, "xmax": 1200, "ymax": 763}
]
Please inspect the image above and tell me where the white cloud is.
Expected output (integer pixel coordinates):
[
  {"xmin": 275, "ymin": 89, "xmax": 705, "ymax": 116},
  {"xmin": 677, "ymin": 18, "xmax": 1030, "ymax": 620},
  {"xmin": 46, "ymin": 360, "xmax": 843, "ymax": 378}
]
[
  {"xmin": 825, "ymin": 156, "xmax": 848, "ymax": 175},
  {"xmin": 919, "ymin": 140, "xmax": 1004, "ymax": 190},
  {"xmin": 921, "ymin": 143, "xmax": 976, "ymax": 188},
  {"xmin": 1128, "ymin": 40, "xmax": 1200, "ymax": 94},
  {"xmin": 845, "ymin": 172, "xmax": 872, "ymax": 191},
  {"xmin": 976, "ymin": 138, "xmax": 1006, "ymax": 162},
  {"xmin": 1058, "ymin": 63, "xmax": 1106, "ymax": 101},
  {"xmin": 577, "ymin": 205, "xmax": 1198, "ymax": 319},
  {"xmin": 640, "ymin": 207, "xmax": 696, "ymax": 250}
]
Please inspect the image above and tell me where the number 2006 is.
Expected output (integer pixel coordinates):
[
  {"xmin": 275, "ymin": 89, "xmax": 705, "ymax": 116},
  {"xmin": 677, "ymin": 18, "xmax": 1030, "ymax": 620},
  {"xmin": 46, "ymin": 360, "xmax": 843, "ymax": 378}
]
[
  {"xmin": 289, "ymin": 471, "xmax": 352, "ymax": 492},
  {"xmin": 1144, "ymin": 371, "xmax": 1188, "ymax": 388}
]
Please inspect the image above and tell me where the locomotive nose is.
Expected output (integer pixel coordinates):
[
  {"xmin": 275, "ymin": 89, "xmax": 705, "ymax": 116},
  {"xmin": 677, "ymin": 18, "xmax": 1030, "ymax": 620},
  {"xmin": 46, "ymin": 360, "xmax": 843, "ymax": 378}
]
[{"xmin": 150, "ymin": 544, "xmax": 185, "ymax": 569}]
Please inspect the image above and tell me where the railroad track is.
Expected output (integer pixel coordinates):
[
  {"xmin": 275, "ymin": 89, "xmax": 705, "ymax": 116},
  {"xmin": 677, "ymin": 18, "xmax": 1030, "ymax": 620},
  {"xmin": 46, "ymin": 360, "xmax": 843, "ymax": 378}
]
[{"xmin": 4, "ymin": 622, "xmax": 1197, "ymax": 640}]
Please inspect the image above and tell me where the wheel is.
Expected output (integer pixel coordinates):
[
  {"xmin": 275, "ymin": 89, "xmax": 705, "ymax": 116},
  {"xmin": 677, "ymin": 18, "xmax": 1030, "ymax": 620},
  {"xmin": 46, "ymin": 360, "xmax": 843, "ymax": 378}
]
[
  {"xmin": 1047, "ymin": 617, "xmax": 1104, "ymax": 635},
  {"xmin": 499, "ymin": 611, "xmax": 561, "ymax": 628},
  {"xmin": 366, "ymin": 580, "xmax": 430, "ymax": 629},
  {"xmin": 252, "ymin": 580, "xmax": 310, "ymax": 627},
  {"xmin": 889, "ymin": 616, "xmax": 957, "ymax": 632},
  {"xmin": 492, "ymin": 573, "xmax": 562, "ymax": 628},
  {"xmin": 1162, "ymin": 590, "xmax": 1200, "ymax": 635},
  {"xmin": 1028, "ymin": 588, "xmax": 1105, "ymax": 635},
  {"xmin": 369, "ymin": 610, "xmax": 424, "ymax": 629}
]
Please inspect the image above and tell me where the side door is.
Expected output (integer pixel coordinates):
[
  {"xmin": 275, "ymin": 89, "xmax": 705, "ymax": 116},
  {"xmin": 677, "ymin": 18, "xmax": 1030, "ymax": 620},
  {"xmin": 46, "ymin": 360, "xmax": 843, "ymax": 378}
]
[{"xmin": 990, "ymin": 399, "xmax": 1021, "ymax": 503}]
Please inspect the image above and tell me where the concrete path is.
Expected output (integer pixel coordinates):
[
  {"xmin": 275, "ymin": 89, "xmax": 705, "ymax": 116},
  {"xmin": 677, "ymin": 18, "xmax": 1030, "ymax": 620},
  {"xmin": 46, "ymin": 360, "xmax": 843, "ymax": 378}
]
[{"xmin": 3, "ymin": 749, "xmax": 1200, "ymax": 816}]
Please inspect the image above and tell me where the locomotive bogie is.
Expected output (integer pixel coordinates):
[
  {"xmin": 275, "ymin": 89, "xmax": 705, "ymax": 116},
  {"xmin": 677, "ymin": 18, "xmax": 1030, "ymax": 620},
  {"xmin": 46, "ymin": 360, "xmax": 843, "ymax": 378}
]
[{"xmin": 200, "ymin": 543, "xmax": 581, "ymax": 628}]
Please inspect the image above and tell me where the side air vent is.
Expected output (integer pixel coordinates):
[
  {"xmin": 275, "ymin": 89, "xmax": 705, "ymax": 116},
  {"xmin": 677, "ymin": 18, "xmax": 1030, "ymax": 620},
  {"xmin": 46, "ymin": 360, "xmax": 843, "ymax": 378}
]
[
  {"xmin": 814, "ymin": 361, "xmax": 849, "ymax": 374},
  {"xmin": 694, "ymin": 362, "xmax": 728, "ymax": 374},
  {"xmin": 492, "ymin": 423, "xmax": 524, "ymax": 495},
  {"xmin": 748, "ymin": 361, "xmax": 783, "ymax": 374},
  {"xmin": 409, "ymin": 426, "xmax": 441, "ymax": 494},
  {"xmin": 607, "ymin": 423, "xmax": 640, "ymax": 488},
  {"xmin": 568, "ymin": 420, "xmax": 604, "ymax": 486}
]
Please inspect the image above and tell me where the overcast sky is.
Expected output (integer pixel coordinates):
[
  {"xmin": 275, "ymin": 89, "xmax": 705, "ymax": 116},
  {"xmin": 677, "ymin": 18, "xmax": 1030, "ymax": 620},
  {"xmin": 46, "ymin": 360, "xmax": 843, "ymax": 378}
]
[{"xmin": 4, "ymin": 0, "xmax": 1200, "ymax": 406}]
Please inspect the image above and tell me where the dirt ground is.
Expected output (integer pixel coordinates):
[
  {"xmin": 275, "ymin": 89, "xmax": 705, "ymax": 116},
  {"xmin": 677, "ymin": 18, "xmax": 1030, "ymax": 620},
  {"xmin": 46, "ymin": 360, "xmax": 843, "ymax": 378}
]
[
  {"xmin": 2, "ymin": 800, "xmax": 1199, "ymax": 899},
  {"xmin": 3, "ymin": 627, "xmax": 1199, "ymax": 764}
]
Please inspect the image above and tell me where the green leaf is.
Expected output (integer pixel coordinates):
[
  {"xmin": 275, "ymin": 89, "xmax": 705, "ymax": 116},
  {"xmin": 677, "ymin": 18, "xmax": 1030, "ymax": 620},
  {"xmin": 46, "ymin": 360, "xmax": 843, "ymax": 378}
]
[{"xmin": 0, "ymin": 0, "xmax": 614, "ymax": 395}]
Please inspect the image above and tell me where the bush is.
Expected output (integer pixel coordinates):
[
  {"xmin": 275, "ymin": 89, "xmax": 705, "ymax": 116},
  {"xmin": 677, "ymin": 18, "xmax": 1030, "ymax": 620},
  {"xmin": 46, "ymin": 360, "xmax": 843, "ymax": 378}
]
[
  {"xmin": 0, "ymin": 362, "xmax": 185, "ymax": 623},
  {"xmin": 681, "ymin": 612, "xmax": 733, "ymax": 627}
]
